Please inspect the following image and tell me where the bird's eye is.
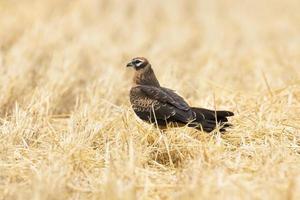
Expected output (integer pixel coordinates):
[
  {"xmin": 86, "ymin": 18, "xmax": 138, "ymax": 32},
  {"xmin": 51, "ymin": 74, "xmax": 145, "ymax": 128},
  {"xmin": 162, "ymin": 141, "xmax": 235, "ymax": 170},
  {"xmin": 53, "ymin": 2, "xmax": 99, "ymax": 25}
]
[{"xmin": 134, "ymin": 60, "xmax": 142, "ymax": 64}]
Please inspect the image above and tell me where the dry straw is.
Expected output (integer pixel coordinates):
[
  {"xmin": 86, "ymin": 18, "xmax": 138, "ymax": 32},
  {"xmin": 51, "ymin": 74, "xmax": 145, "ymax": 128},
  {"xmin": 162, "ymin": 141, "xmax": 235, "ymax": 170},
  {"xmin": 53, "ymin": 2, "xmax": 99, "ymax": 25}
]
[{"xmin": 0, "ymin": 0, "xmax": 299, "ymax": 199}]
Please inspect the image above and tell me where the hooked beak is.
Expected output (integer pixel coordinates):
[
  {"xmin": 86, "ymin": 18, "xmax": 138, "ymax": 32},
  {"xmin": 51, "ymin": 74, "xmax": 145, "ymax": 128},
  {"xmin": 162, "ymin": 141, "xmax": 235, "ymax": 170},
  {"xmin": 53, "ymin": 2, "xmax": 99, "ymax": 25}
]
[{"xmin": 126, "ymin": 61, "xmax": 134, "ymax": 67}]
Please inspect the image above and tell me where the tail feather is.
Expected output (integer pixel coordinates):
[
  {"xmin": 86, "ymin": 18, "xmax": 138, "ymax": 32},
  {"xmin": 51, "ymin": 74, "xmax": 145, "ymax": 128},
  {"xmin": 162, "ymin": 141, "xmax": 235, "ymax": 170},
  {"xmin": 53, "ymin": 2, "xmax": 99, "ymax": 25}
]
[{"xmin": 190, "ymin": 107, "xmax": 234, "ymax": 132}]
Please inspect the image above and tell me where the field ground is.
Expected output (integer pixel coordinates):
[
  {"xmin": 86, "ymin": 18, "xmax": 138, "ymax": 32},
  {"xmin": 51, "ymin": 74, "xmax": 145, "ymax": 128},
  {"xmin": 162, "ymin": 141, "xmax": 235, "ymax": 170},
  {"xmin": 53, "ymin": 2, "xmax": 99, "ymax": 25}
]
[{"xmin": 0, "ymin": 0, "xmax": 300, "ymax": 199}]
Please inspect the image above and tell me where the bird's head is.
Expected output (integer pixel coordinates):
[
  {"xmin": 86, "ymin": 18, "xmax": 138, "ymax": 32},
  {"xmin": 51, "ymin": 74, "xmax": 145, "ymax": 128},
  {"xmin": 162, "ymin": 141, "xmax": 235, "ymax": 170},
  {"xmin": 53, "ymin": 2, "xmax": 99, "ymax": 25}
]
[
  {"xmin": 126, "ymin": 57, "xmax": 149, "ymax": 70},
  {"xmin": 126, "ymin": 57, "xmax": 160, "ymax": 86}
]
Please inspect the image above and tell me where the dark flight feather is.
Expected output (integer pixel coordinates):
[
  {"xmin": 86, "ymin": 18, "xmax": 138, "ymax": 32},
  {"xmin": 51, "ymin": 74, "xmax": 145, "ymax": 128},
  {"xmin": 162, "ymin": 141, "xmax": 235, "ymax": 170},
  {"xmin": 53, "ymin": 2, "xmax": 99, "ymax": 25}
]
[{"xmin": 139, "ymin": 85, "xmax": 190, "ymax": 111}]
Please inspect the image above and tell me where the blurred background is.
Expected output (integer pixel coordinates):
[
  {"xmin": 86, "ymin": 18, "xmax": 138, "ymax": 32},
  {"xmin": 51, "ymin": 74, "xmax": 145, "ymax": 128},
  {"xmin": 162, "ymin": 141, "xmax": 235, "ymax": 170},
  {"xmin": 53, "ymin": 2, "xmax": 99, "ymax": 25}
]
[
  {"xmin": 1, "ymin": 0, "xmax": 299, "ymax": 114},
  {"xmin": 1, "ymin": 0, "xmax": 300, "ymax": 86},
  {"xmin": 0, "ymin": 0, "xmax": 300, "ymax": 199}
]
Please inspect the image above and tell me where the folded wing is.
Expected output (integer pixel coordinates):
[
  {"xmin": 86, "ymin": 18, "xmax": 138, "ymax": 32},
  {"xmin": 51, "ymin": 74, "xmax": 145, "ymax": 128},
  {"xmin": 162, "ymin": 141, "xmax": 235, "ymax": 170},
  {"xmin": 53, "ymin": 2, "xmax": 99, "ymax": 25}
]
[{"xmin": 134, "ymin": 85, "xmax": 195, "ymax": 123}]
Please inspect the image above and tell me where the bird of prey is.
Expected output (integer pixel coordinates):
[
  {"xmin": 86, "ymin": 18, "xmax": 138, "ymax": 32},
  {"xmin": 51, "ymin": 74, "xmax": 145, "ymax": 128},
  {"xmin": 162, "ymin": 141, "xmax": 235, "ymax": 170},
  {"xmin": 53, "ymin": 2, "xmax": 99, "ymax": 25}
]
[{"xmin": 126, "ymin": 57, "xmax": 234, "ymax": 132}]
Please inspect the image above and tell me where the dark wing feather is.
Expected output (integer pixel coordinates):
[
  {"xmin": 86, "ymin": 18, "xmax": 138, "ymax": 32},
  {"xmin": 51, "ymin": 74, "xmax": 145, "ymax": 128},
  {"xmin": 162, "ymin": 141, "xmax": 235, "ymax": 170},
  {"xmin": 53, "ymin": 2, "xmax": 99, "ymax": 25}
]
[
  {"xmin": 160, "ymin": 87, "xmax": 191, "ymax": 110},
  {"xmin": 191, "ymin": 107, "xmax": 233, "ymax": 122},
  {"xmin": 190, "ymin": 107, "xmax": 234, "ymax": 132},
  {"xmin": 130, "ymin": 86, "xmax": 233, "ymax": 132},
  {"xmin": 139, "ymin": 85, "xmax": 190, "ymax": 111},
  {"xmin": 132, "ymin": 99, "xmax": 192, "ymax": 124},
  {"xmin": 132, "ymin": 101, "xmax": 175, "ymax": 122},
  {"xmin": 152, "ymin": 103, "xmax": 192, "ymax": 123},
  {"xmin": 132, "ymin": 85, "xmax": 194, "ymax": 123}
]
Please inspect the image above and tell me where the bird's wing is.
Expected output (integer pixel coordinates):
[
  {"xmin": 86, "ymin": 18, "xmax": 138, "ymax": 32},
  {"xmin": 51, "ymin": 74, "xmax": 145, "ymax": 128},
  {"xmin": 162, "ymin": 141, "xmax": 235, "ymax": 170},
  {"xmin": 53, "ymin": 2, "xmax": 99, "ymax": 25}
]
[
  {"xmin": 132, "ymin": 100, "xmax": 178, "ymax": 121},
  {"xmin": 139, "ymin": 85, "xmax": 190, "ymax": 111},
  {"xmin": 135, "ymin": 85, "xmax": 195, "ymax": 123},
  {"xmin": 160, "ymin": 87, "xmax": 191, "ymax": 110}
]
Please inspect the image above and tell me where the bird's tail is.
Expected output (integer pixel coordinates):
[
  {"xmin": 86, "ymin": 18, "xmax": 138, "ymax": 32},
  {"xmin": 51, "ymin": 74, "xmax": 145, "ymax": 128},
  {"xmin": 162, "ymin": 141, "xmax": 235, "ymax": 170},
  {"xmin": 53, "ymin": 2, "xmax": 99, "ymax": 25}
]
[{"xmin": 189, "ymin": 107, "xmax": 234, "ymax": 132}]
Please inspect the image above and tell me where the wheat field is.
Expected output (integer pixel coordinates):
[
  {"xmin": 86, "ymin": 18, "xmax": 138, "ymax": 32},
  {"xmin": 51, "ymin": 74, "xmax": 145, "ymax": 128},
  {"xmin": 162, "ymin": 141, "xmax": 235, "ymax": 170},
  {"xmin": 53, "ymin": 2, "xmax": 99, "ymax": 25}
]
[{"xmin": 0, "ymin": 0, "xmax": 299, "ymax": 199}]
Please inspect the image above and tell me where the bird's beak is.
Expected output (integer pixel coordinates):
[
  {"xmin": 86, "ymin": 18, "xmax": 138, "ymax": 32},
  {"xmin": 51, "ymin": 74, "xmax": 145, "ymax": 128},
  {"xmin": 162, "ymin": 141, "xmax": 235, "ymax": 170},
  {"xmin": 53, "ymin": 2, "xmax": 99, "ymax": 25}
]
[{"xmin": 126, "ymin": 62, "xmax": 134, "ymax": 67}]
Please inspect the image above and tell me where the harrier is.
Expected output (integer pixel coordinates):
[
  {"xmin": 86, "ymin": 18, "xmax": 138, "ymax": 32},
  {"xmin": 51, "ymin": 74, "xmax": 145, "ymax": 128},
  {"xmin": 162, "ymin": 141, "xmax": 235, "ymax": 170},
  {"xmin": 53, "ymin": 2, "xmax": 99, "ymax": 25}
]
[{"xmin": 126, "ymin": 57, "xmax": 234, "ymax": 132}]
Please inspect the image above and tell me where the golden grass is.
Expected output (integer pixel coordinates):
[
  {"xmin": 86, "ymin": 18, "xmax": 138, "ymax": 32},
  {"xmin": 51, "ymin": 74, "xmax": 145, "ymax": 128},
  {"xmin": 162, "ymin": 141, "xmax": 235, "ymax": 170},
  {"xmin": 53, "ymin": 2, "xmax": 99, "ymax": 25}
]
[{"xmin": 0, "ymin": 0, "xmax": 300, "ymax": 199}]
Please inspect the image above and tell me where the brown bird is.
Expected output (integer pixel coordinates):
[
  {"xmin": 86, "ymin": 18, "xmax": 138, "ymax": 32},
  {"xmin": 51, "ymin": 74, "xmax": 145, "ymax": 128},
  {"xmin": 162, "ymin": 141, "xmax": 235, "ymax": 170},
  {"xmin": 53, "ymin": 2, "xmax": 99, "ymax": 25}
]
[{"xmin": 126, "ymin": 57, "xmax": 234, "ymax": 132}]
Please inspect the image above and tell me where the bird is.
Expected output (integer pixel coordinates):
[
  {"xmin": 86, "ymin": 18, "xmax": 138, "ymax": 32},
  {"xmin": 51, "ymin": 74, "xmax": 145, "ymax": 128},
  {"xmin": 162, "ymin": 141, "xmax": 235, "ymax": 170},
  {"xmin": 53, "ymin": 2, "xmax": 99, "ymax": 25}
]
[{"xmin": 126, "ymin": 57, "xmax": 234, "ymax": 132}]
